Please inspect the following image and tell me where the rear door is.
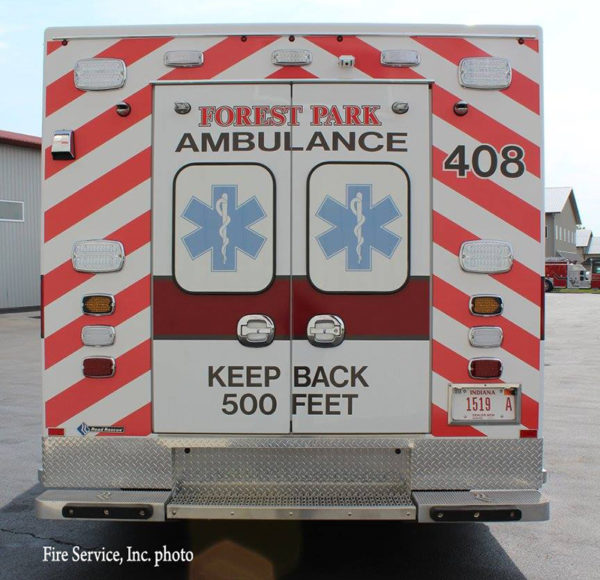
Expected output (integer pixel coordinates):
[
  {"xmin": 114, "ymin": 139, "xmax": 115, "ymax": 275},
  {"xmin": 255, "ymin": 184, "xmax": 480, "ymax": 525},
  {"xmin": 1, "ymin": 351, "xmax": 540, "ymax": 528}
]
[
  {"xmin": 290, "ymin": 83, "xmax": 431, "ymax": 433},
  {"xmin": 152, "ymin": 83, "xmax": 292, "ymax": 433}
]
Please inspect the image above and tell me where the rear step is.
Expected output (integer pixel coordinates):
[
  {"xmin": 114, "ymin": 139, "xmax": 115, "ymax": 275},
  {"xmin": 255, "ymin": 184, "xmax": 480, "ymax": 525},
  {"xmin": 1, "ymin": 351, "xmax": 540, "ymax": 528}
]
[
  {"xmin": 167, "ymin": 483, "xmax": 416, "ymax": 520},
  {"xmin": 412, "ymin": 490, "xmax": 549, "ymax": 522}
]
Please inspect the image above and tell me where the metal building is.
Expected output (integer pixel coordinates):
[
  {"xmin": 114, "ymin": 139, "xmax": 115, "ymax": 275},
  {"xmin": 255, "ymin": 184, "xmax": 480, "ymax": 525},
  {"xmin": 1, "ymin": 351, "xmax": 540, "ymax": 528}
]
[{"xmin": 0, "ymin": 130, "xmax": 41, "ymax": 311}]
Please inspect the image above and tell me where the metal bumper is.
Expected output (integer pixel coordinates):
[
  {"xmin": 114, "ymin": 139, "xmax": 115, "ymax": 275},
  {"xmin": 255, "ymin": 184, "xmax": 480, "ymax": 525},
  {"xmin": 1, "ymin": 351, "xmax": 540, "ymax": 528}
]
[{"xmin": 38, "ymin": 436, "xmax": 547, "ymax": 521}]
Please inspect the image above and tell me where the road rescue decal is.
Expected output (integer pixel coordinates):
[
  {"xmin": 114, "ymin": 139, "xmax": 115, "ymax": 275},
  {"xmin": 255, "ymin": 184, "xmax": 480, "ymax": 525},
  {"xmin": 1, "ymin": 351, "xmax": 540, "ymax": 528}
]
[{"xmin": 175, "ymin": 104, "xmax": 408, "ymax": 154}]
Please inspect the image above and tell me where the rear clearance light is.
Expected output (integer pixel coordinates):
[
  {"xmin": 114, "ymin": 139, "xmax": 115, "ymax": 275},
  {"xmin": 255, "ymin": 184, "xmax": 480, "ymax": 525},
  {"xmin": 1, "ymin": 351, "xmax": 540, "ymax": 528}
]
[
  {"xmin": 468, "ymin": 358, "xmax": 503, "ymax": 379},
  {"xmin": 164, "ymin": 50, "xmax": 204, "ymax": 67},
  {"xmin": 47, "ymin": 427, "xmax": 65, "ymax": 436},
  {"xmin": 470, "ymin": 295, "xmax": 503, "ymax": 316},
  {"xmin": 380, "ymin": 49, "xmax": 420, "ymax": 67},
  {"xmin": 83, "ymin": 357, "xmax": 116, "ymax": 378},
  {"xmin": 459, "ymin": 57, "xmax": 512, "ymax": 89},
  {"xmin": 468, "ymin": 326, "xmax": 503, "ymax": 348},
  {"xmin": 82, "ymin": 294, "xmax": 115, "ymax": 316},
  {"xmin": 520, "ymin": 429, "xmax": 538, "ymax": 438},
  {"xmin": 272, "ymin": 49, "xmax": 312, "ymax": 66},
  {"xmin": 74, "ymin": 58, "xmax": 126, "ymax": 91},
  {"xmin": 459, "ymin": 240, "xmax": 513, "ymax": 274},
  {"xmin": 81, "ymin": 325, "xmax": 116, "ymax": 347},
  {"xmin": 72, "ymin": 240, "xmax": 124, "ymax": 273}
]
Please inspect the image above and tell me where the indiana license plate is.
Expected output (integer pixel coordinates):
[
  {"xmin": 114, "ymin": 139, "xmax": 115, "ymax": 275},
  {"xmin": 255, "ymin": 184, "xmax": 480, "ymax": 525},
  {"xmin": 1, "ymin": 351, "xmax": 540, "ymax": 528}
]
[{"xmin": 449, "ymin": 384, "xmax": 519, "ymax": 424}]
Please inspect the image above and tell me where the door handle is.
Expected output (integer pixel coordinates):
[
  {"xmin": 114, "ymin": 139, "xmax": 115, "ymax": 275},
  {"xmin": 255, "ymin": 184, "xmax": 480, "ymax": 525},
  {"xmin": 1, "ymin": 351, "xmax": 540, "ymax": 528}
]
[
  {"xmin": 237, "ymin": 315, "xmax": 275, "ymax": 347},
  {"xmin": 306, "ymin": 315, "xmax": 345, "ymax": 347}
]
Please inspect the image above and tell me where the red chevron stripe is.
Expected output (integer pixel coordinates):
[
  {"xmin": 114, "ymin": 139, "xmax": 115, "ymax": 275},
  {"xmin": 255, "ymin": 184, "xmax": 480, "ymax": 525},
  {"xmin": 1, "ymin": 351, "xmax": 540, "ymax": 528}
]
[
  {"xmin": 523, "ymin": 39, "xmax": 539, "ymax": 52},
  {"xmin": 44, "ymin": 36, "xmax": 280, "ymax": 180},
  {"xmin": 307, "ymin": 35, "xmax": 541, "ymax": 178},
  {"xmin": 45, "ymin": 340, "xmax": 151, "ymax": 427},
  {"xmin": 44, "ymin": 276, "xmax": 150, "ymax": 369},
  {"xmin": 45, "ymin": 148, "xmax": 151, "ymax": 241},
  {"xmin": 45, "ymin": 37, "xmax": 172, "ymax": 117},
  {"xmin": 431, "ymin": 404, "xmax": 485, "ymax": 437},
  {"xmin": 414, "ymin": 37, "xmax": 540, "ymax": 114},
  {"xmin": 98, "ymin": 402, "xmax": 151, "ymax": 436},
  {"xmin": 521, "ymin": 393, "xmax": 539, "ymax": 429},
  {"xmin": 267, "ymin": 66, "xmax": 318, "ymax": 79},
  {"xmin": 47, "ymin": 40, "xmax": 63, "ymax": 55},
  {"xmin": 433, "ymin": 211, "xmax": 541, "ymax": 306},
  {"xmin": 433, "ymin": 147, "xmax": 540, "ymax": 241},
  {"xmin": 433, "ymin": 275, "xmax": 540, "ymax": 368},
  {"xmin": 43, "ymin": 211, "xmax": 151, "ymax": 306}
]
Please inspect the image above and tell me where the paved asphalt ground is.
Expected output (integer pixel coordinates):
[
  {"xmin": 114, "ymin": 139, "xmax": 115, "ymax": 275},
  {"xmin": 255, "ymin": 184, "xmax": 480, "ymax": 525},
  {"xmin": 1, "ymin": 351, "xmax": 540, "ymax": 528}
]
[{"xmin": 1, "ymin": 294, "xmax": 599, "ymax": 579}]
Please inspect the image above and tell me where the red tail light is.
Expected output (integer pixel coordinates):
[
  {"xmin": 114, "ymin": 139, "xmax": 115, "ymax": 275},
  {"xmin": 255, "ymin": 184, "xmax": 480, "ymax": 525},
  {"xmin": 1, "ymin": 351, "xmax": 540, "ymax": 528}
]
[
  {"xmin": 83, "ymin": 357, "xmax": 116, "ymax": 378},
  {"xmin": 47, "ymin": 427, "xmax": 65, "ymax": 436},
  {"xmin": 468, "ymin": 358, "xmax": 502, "ymax": 379},
  {"xmin": 520, "ymin": 429, "xmax": 538, "ymax": 438}
]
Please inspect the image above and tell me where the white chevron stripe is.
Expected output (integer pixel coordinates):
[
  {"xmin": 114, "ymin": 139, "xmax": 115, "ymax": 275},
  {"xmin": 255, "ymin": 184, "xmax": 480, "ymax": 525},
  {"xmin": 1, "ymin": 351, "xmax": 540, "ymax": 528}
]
[
  {"xmin": 44, "ymin": 309, "xmax": 150, "ymax": 401},
  {"xmin": 434, "ymin": 180, "xmax": 543, "ymax": 272},
  {"xmin": 57, "ymin": 372, "xmax": 151, "ymax": 434},
  {"xmin": 43, "ymin": 183, "xmax": 151, "ymax": 273},
  {"xmin": 433, "ymin": 244, "xmax": 540, "ymax": 337}
]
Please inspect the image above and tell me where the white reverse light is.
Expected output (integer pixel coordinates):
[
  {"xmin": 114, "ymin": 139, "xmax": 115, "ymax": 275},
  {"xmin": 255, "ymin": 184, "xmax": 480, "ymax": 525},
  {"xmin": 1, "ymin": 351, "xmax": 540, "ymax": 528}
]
[
  {"xmin": 459, "ymin": 57, "xmax": 512, "ymax": 89},
  {"xmin": 164, "ymin": 50, "xmax": 204, "ymax": 67},
  {"xmin": 459, "ymin": 240, "xmax": 513, "ymax": 274},
  {"xmin": 469, "ymin": 326, "xmax": 504, "ymax": 348},
  {"xmin": 72, "ymin": 240, "xmax": 125, "ymax": 273},
  {"xmin": 74, "ymin": 59, "xmax": 126, "ymax": 91},
  {"xmin": 272, "ymin": 49, "xmax": 312, "ymax": 66},
  {"xmin": 381, "ymin": 49, "xmax": 420, "ymax": 67},
  {"xmin": 81, "ymin": 325, "xmax": 116, "ymax": 347}
]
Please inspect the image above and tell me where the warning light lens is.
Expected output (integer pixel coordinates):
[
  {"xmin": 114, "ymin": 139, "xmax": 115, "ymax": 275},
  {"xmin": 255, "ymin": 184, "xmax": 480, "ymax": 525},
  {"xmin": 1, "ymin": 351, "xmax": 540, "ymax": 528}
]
[
  {"xmin": 468, "ymin": 326, "xmax": 503, "ymax": 348},
  {"xmin": 83, "ymin": 357, "xmax": 116, "ymax": 378},
  {"xmin": 460, "ymin": 240, "xmax": 513, "ymax": 273},
  {"xmin": 380, "ymin": 49, "xmax": 420, "ymax": 67},
  {"xmin": 72, "ymin": 240, "xmax": 124, "ymax": 273},
  {"xmin": 459, "ymin": 57, "xmax": 512, "ymax": 89},
  {"xmin": 271, "ymin": 49, "xmax": 312, "ymax": 66},
  {"xmin": 470, "ymin": 295, "xmax": 503, "ymax": 316},
  {"xmin": 469, "ymin": 358, "xmax": 503, "ymax": 379},
  {"xmin": 81, "ymin": 325, "xmax": 116, "ymax": 347},
  {"xmin": 82, "ymin": 294, "xmax": 115, "ymax": 316},
  {"xmin": 74, "ymin": 58, "xmax": 126, "ymax": 91}
]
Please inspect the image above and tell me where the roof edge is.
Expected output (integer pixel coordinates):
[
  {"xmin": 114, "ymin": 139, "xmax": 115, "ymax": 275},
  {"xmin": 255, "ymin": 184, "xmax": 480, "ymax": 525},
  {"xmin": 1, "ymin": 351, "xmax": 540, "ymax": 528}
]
[{"xmin": 0, "ymin": 130, "xmax": 42, "ymax": 150}]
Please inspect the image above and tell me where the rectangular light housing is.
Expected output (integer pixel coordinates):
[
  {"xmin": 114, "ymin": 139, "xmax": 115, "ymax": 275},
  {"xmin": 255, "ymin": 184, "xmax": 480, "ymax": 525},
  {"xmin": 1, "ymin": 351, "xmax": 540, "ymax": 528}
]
[
  {"xmin": 164, "ymin": 50, "xmax": 204, "ymax": 67},
  {"xmin": 381, "ymin": 49, "xmax": 420, "ymax": 67},
  {"xmin": 469, "ymin": 326, "xmax": 503, "ymax": 348},
  {"xmin": 72, "ymin": 240, "xmax": 124, "ymax": 273},
  {"xmin": 51, "ymin": 130, "xmax": 75, "ymax": 160},
  {"xmin": 83, "ymin": 357, "xmax": 116, "ymax": 378},
  {"xmin": 470, "ymin": 295, "xmax": 503, "ymax": 316},
  {"xmin": 459, "ymin": 57, "xmax": 512, "ymax": 89},
  {"xmin": 81, "ymin": 325, "xmax": 116, "ymax": 347},
  {"xmin": 74, "ymin": 58, "xmax": 126, "ymax": 91},
  {"xmin": 82, "ymin": 294, "xmax": 115, "ymax": 315},
  {"xmin": 272, "ymin": 49, "xmax": 312, "ymax": 66},
  {"xmin": 469, "ymin": 358, "xmax": 503, "ymax": 379},
  {"xmin": 460, "ymin": 240, "xmax": 513, "ymax": 274}
]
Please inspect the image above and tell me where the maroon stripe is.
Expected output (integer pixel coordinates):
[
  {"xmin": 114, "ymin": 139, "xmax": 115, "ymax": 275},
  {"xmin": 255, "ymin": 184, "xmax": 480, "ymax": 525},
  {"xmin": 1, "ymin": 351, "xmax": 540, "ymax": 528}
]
[
  {"xmin": 153, "ymin": 277, "xmax": 291, "ymax": 338},
  {"xmin": 292, "ymin": 277, "xmax": 430, "ymax": 339}
]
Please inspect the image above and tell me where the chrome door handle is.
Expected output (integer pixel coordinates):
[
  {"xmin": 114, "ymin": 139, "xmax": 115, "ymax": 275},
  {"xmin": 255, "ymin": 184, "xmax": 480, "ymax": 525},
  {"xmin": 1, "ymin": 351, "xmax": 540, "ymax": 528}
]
[
  {"xmin": 237, "ymin": 315, "xmax": 275, "ymax": 347},
  {"xmin": 306, "ymin": 315, "xmax": 345, "ymax": 347}
]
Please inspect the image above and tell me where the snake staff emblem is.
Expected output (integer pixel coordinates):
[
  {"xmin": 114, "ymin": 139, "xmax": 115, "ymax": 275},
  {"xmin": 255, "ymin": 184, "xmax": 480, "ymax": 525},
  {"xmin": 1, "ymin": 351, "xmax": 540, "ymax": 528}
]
[
  {"xmin": 350, "ymin": 191, "xmax": 365, "ymax": 263},
  {"xmin": 215, "ymin": 193, "xmax": 230, "ymax": 263}
]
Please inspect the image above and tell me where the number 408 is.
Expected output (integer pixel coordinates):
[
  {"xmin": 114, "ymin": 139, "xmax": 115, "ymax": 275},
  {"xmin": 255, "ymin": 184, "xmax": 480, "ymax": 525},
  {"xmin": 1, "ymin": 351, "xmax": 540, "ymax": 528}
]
[{"xmin": 443, "ymin": 144, "xmax": 525, "ymax": 178}]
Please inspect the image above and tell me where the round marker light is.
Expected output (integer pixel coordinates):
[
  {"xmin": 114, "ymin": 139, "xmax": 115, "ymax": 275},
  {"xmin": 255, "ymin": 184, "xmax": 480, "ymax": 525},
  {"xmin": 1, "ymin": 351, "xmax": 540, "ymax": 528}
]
[
  {"xmin": 468, "ymin": 358, "xmax": 502, "ymax": 379},
  {"xmin": 82, "ymin": 294, "xmax": 115, "ymax": 315},
  {"xmin": 470, "ymin": 295, "xmax": 503, "ymax": 316},
  {"xmin": 83, "ymin": 357, "xmax": 116, "ymax": 378}
]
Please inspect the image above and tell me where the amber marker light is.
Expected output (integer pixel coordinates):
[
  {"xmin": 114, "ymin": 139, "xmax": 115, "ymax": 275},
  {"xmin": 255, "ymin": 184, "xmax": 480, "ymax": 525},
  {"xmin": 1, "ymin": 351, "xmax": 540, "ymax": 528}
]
[
  {"xmin": 82, "ymin": 294, "xmax": 115, "ymax": 316},
  {"xmin": 470, "ymin": 295, "xmax": 503, "ymax": 316}
]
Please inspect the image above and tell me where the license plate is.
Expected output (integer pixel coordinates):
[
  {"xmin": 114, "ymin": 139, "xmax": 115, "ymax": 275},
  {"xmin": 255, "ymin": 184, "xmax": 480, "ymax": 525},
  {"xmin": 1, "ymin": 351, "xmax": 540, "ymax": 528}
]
[{"xmin": 449, "ymin": 384, "xmax": 519, "ymax": 424}]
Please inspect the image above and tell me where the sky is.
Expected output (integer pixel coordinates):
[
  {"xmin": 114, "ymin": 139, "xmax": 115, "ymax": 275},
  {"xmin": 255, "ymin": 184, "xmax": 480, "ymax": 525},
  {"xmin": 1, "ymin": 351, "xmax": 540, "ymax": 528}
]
[{"xmin": 1, "ymin": 0, "xmax": 598, "ymax": 233}]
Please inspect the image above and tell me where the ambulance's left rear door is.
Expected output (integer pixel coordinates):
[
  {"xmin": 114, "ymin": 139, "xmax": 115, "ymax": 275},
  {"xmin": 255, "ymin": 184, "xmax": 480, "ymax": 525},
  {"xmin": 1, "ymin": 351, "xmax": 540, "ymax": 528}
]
[{"xmin": 151, "ymin": 83, "xmax": 292, "ymax": 434}]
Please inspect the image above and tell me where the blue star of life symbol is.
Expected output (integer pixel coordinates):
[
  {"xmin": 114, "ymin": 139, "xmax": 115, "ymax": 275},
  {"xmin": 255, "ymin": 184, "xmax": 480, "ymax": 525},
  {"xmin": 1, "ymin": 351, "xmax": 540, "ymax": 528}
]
[
  {"xmin": 181, "ymin": 185, "xmax": 267, "ymax": 272},
  {"xmin": 315, "ymin": 184, "xmax": 402, "ymax": 271}
]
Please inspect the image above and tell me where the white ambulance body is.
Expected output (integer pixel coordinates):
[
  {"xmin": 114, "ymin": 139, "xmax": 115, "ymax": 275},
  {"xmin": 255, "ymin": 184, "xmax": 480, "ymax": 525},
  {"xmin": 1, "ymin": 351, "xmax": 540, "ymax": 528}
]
[{"xmin": 37, "ymin": 24, "xmax": 548, "ymax": 522}]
